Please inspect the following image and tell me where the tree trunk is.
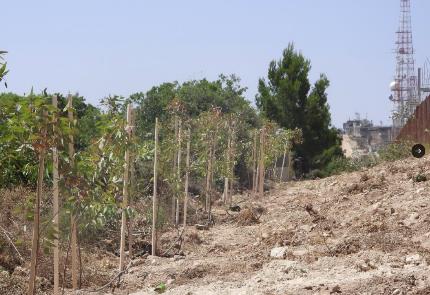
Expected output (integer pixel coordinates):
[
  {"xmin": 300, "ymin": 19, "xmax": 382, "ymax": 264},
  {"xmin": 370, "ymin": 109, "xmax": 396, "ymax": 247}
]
[
  {"xmin": 66, "ymin": 95, "xmax": 79, "ymax": 290},
  {"xmin": 229, "ymin": 130, "xmax": 235, "ymax": 205},
  {"xmin": 52, "ymin": 96, "xmax": 60, "ymax": 295},
  {"xmin": 119, "ymin": 104, "xmax": 132, "ymax": 271},
  {"xmin": 128, "ymin": 158, "xmax": 135, "ymax": 258},
  {"xmin": 28, "ymin": 112, "xmax": 47, "ymax": 295},
  {"xmin": 258, "ymin": 128, "xmax": 265, "ymax": 198},
  {"xmin": 171, "ymin": 117, "xmax": 178, "ymax": 223},
  {"xmin": 183, "ymin": 128, "xmax": 191, "ymax": 230},
  {"xmin": 175, "ymin": 120, "xmax": 182, "ymax": 227},
  {"xmin": 223, "ymin": 128, "xmax": 231, "ymax": 204},
  {"xmin": 252, "ymin": 130, "xmax": 258, "ymax": 196},
  {"xmin": 205, "ymin": 145, "xmax": 212, "ymax": 214},
  {"xmin": 152, "ymin": 118, "xmax": 159, "ymax": 256},
  {"xmin": 272, "ymin": 157, "xmax": 277, "ymax": 180},
  {"xmin": 280, "ymin": 144, "xmax": 287, "ymax": 182},
  {"xmin": 287, "ymin": 151, "xmax": 293, "ymax": 180}
]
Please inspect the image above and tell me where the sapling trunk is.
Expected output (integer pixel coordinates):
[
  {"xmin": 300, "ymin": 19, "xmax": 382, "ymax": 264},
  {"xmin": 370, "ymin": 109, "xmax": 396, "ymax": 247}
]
[
  {"xmin": 152, "ymin": 118, "xmax": 159, "ymax": 256},
  {"xmin": 183, "ymin": 128, "xmax": 191, "ymax": 230},
  {"xmin": 280, "ymin": 144, "xmax": 287, "ymax": 182},
  {"xmin": 205, "ymin": 144, "xmax": 212, "ymax": 213},
  {"xmin": 119, "ymin": 104, "xmax": 133, "ymax": 271},
  {"xmin": 171, "ymin": 117, "xmax": 178, "ymax": 223},
  {"xmin": 28, "ymin": 111, "xmax": 47, "ymax": 295},
  {"xmin": 52, "ymin": 95, "xmax": 60, "ymax": 295},
  {"xmin": 67, "ymin": 95, "xmax": 79, "ymax": 290},
  {"xmin": 252, "ymin": 130, "xmax": 258, "ymax": 196},
  {"xmin": 175, "ymin": 119, "xmax": 182, "ymax": 226},
  {"xmin": 258, "ymin": 128, "xmax": 265, "ymax": 197},
  {"xmin": 229, "ymin": 130, "xmax": 235, "ymax": 204},
  {"xmin": 223, "ymin": 127, "xmax": 231, "ymax": 204}
]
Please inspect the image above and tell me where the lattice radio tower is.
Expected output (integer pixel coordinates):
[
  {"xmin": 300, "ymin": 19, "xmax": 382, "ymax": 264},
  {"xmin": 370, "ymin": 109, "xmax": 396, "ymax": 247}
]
[{"xmin": 389, "ymin": 0, "xmax": 420, "ymax": 129}]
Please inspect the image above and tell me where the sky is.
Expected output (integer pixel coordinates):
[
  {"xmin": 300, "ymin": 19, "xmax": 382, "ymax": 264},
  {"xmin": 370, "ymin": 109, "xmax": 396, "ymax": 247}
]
[{"xmin": 3, "ymin": 0, "xmax": 430, "ymax": 127}]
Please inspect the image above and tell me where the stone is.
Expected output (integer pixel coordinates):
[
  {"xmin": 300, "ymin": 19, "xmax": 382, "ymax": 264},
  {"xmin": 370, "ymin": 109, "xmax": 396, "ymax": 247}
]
[
  {"xmin": 195, "ymin": 224, "xmax": 209, "ymax": 230},
  {"xmin": 174, "ymin": 255, "xmax": 185, "ymax": 261},
  {"xmin": 270, "ymin": 246, "xmax": 288, "ymax": 259},
  {"xmin": 292, "ymin": 249, "xmax": 308, "ymax": 257},
  {"xmin": 405, "ymin": 254, "xmax": 422, "ymax": 265},
  {"xmin": 331, "ymin": 285, "xmax": 341, "ymax": 293},
  {"xmin": 300, "ymin": 224, "xmax": 312, "ymax": 232}
]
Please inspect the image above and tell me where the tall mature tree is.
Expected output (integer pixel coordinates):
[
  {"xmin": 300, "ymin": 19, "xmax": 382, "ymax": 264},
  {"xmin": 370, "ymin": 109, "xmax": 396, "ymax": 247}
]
[
  {"xmin": 256, "ymin": 43, "xmax": 342, "ymax": 172},
  {"xmin": 134, "ymin": 75, "xmax": 259, "ymax": 135}
]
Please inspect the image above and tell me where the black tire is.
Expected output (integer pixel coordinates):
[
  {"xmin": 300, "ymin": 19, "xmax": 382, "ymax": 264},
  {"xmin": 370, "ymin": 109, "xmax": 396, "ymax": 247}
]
[{"xmin": 412, "ymin": 144, "xmax": 425, "ymax": 158}]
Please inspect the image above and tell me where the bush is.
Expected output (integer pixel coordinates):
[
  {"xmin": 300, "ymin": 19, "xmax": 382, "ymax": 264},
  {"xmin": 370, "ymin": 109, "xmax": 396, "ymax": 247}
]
[
  {"xmin": 320, "ymin": 141, "xmax": 414, "ymax": 177},
  {"xmin": 321, "ymin": 154, "xmax": 378, "ymax": 177}
]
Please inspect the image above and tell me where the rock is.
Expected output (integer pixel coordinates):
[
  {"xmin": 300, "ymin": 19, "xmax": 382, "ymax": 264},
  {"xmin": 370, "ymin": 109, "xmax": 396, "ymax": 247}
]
[
  {"xmin": 329, "ymin": 181, "xmax": 338, "ymax": 187},
  {"xmin": 261, "ymin": 232, "xmax": 270, "ymax": 239},
  {"xmin": 166, "ymin": 278, "xmax": 175, "ymax": 285},
  {"xmin": 403, "ymin": 213, "xmax": 419, "ymax": 227},
  {"xmin": 195, "ymin": 224, "xmax": 209, "ymax": 230},
  {"xmin": 173, "ymin": 255, "xmax": 185, "ymax": 261},
  {"xmin": 405, "ymin": 254, "xmax": 422, "ymax": 265},
  {"xmin": 391, "ymin": 289, "xmax": 401, "ymax": 295},
  {"xmin": 270, "ymin": 246, "xmax": 288, "ymax": 259},
  {"xmin": 416, "ymin": 187, "xmax": 425, "ymax": 194},
  {"xmin": 292, "ymin": 249, "xmax": 308, "ymax": 257},
  {"xmin": 357, "ymin": 263, "xmax": 371, "ymax": 272},
  {"xmin": 300, "ymin": 224, "xmax": 313, "ymax": 232},
  {"xmin": 370, "ymin": 202, "xmax": 381, "ymax": 213},
  {"xmin": 330, "ymin": 285, "xmax": 342, "ymax": 293}
]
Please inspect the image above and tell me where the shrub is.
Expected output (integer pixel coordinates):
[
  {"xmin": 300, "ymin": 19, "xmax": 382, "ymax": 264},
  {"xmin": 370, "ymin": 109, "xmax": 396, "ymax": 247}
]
[{"xmin": 378, "ymin": 141, "xmax": 412, "ymax": 162}]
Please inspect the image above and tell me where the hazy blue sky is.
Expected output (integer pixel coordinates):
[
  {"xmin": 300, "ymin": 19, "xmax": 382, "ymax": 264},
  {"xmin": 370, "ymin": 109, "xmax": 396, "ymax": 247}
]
[{"xmin": 3, "ymin": 1, "xmax": 430, "ymax": 127}]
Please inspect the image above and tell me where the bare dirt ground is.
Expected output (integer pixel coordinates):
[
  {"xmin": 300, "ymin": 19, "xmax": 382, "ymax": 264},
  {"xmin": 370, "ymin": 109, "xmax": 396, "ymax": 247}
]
[
  {"xmin": 3, "ymin": 155, "xmax": 430, "ymax": 295},
  {"xmin": 124, "ymin": 155, "xmax": 430, "ymax": 295}
]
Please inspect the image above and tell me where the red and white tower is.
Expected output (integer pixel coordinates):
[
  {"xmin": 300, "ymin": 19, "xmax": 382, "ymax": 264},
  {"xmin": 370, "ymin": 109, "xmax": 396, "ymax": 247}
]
[{"xmin": 390, "ymin": 0, "xmax": 420, "ymax": 129}]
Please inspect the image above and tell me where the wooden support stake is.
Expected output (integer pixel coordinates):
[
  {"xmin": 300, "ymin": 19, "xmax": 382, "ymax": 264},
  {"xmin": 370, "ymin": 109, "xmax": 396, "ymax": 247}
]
[
  {"xmin": 119, "ymin": 104, "xmax": 133, "ymax": 271},
  {"xmin": 229, "ymin": 128, "xmax": 235, "ymax": 205},
  {"xmin": 205, "ymin": 144, "xmax": 212, "ymax": 215},
  {"xmin": 128, "ymin": 109, "xmax": 135, "ymax": 258},
  {"xmin": 183, "ymin": 128, "xmax": 191, "ymax": 230},
  {"xmin": 28, "ymin": 110, "xmax": 47, "ymax": 295},
  {"xmin": 67, "ymin": 95, "xmax": 79, "ymax": 290},
  {"xmin": 223, "ymin": 127, "xmax": 231, "ymax": 204},
  {"xmin": 252, "ymin": 130, "xmax": 258, "ymax": 196},
  {"xmin": 258, "ymin": 128, "xmax": 265, "ymax": 198},
  {"xmin": 171, "ymin": 117, "xmax": 178, "ymax": 223},
  {"xmin": 152, "ymin": 118, "xmax": 159, "ymax": 256},
  {"xmin": 175, "ymin": 119, "xmax": 182, "ymax": 226},
  {"xmin": 52, "ymin": 95, "xmax": 60, "ymax": 295}
]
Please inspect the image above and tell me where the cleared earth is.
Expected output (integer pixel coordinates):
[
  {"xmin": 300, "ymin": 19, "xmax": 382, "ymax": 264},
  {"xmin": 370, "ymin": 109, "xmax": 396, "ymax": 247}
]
[
  {"xmin": 124, "ymin": 156, "xmax": 430, "ymax": 294},
  {"xmin": 4, "ymin": 155, "xmax": 430, "ymax": 295}
]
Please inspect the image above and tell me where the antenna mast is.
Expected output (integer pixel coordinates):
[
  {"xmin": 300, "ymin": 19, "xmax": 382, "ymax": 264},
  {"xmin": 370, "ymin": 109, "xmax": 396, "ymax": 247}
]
[{"xmin": 390, "ymin": 0, "xmax": 419, "ymax": 130}]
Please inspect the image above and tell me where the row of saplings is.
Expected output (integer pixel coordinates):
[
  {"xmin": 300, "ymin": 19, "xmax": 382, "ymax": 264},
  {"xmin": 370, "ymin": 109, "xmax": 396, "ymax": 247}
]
[{"xmin": 21, "ymin": 95, "xmax": 301, "ymax": 294}]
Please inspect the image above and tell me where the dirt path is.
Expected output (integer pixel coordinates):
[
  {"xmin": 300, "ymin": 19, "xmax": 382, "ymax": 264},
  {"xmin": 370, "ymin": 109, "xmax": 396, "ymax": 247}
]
[{"xmin": 88, "ymin": 156, "xmax": 430, "ymax": 295}]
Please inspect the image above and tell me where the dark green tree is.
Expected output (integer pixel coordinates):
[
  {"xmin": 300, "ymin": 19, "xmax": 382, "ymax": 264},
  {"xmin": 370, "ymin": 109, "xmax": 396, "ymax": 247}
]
[
  {"xmin": 134, "ymin": 75, "xmax": 259, "ymax": 135},
  {"xmin": 256, "ymin": 44, "xmax": 342, "ymax": 173}
]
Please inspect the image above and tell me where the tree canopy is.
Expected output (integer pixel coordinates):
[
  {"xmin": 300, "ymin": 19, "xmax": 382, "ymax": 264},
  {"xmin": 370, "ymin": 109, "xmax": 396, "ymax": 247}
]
[
  {"xmin": 134, "ymin": 75, "xmax": 259, "ymax": 136},
  {"xmin": 256, "ymin": 44, "xmax": 342, "ymax": 173}
]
